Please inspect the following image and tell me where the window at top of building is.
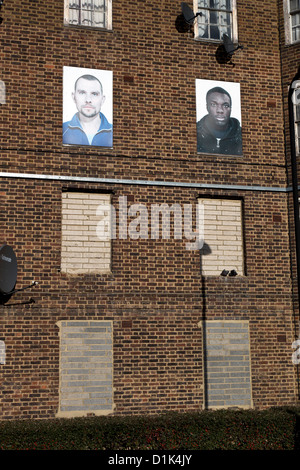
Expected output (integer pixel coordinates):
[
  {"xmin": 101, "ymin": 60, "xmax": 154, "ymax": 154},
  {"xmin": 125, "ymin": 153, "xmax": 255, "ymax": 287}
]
[
  {"xmin": 290, "ymin": 0, "xmax": 300, "ymax": 41},
  {"xmin": 294, "ymin": 96, "xmax": 300, "ymax": 154},
  {"xmin": 193, "ymin": 0, "xmax": 238, "ymax": 43},
  {"xmin": 64, "ymin": 0, "xmax": 112, "ymax": 30},
  {"xmin": 284, "ymin": 0, "xmax": 300, "ymax": 43}
]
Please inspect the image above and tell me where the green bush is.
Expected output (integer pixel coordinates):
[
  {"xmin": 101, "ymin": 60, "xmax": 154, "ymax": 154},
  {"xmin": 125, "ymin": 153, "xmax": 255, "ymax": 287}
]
[{"xmin": 0, "ymin": 407, "xmax": 299, "ymax": 450}]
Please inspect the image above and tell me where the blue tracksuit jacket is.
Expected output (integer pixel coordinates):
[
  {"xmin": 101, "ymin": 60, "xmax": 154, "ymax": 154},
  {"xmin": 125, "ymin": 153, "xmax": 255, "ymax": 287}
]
[{"xmin": 63, "ymin": 112, "xmax": 113, "ymax": 147}]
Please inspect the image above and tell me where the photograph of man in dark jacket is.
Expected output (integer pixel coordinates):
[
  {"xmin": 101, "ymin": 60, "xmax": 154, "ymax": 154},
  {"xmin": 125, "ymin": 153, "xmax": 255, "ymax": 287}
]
[{"xmin": 196, "ymin": 86, "xmax": 242, "ymax": 156}]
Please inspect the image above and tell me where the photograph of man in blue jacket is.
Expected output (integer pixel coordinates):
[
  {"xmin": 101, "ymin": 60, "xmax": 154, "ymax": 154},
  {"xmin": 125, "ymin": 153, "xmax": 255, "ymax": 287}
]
[{"xmin": 63, "ymin": 73, "xmax": 113, "ymax": 147}]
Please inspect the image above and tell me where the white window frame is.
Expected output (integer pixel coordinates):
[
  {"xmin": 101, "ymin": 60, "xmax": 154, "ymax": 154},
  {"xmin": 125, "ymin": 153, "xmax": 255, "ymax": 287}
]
[
  {"xmin": 193, "ymin": 0, "xmax": 238, "ymax": 43},
  {"xmin": 294, "ymin": 94, "xmax": 300, "ymax": 155},
  {"xmin": 291, "ymin": 80, "xmax": 300, "ymax": 155},
  {"xmin": 284, "ymin": 0, "xmax": 300, "ymax": 44},
  {"xmin": 293, "ymin": 88, "xmax": 300, "ymax": 155},
  {"xmin": 64, "ymin": 0, "xmax": 112, "ymax": 30}
]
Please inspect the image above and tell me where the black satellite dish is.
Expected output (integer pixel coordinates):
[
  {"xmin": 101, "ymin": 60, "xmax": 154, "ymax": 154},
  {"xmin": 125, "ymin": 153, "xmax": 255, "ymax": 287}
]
[
  {"xmin": 0, "ymin": 244, "xmax": 17, "ymax": 299},
  {"xmin": 0, "ymin": 244, "xmax": 37, "ymax": 305},
  {"xmin": 223, "ymin": 34, "xmax": 243, "ymax": 57},
  {"xmin": 216, "ymin": 34, "xmax": 243, "ymax": 66},
  {"xmin": 181, "ymin": 2, "xmax": 202, "ymax": 24},
  {"xmin": 175, "ymin": 2, "xmax": 202, "ymax": 33}
]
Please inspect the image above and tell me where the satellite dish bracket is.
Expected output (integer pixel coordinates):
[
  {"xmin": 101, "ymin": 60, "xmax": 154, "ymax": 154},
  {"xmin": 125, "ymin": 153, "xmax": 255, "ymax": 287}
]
[
  {"xmin": 185, "ymin": 11, "xmax": 202, "ymax": 24},
  {"xmin": 227, "ymin": 44, "xmax": 243, "ymax": 56},
  {"xmin": 2, "ymin": 281, "xmax": 38, "ymax": 297}
]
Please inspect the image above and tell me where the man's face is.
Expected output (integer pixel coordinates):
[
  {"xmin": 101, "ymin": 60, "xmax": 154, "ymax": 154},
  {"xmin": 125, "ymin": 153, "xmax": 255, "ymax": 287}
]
[
  {"xmin": 206, "ymin": 92, "xmax": 231, "ymax": 129},
  {"xmin": 72, "ymin": 78, "xmax": 105, "ymax": 119}
]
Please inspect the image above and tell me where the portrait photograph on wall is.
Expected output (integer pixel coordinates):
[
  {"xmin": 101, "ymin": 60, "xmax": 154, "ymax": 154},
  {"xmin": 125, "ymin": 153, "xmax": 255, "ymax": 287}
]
[
  {"xmin": 196, "ymin": 79, "xmax": 242, "ymax": 156},
  {"xmin": 63, "ymin": 66, "xmax": 113, "ymax": 148}
]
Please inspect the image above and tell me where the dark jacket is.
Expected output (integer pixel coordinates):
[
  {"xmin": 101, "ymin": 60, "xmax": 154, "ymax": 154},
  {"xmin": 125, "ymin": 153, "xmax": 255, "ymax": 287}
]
[
  {"xmin": 196, "ymin": 115, "xmax": 242, "ymax": 155},
  {"xmin": 63, "ymin": 112, "xmax": 113, "ymax": 147}
]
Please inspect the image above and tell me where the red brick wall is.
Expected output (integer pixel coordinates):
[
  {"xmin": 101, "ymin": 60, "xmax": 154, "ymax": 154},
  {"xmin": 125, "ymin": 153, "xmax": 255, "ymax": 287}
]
[{"xmin": 0, "ymin": 0, "xmax": 298, "ymax": 419}]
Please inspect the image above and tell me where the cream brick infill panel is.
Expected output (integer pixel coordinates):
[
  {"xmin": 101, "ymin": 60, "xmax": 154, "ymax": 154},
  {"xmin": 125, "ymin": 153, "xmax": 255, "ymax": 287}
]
[
  {"xmin": 198, "ymin": 198, "xmax": 244, "ymax": 276},
  {"xmin": 56, "ymin": 320, "xmax": 114, "ymax": 418},
  {"xmin": 0, "ymin": 340, "xmax": 5, "ymax": 364},
  {"xmin": 61, "ymin": 192, "xmax": 112, "ymax": 274},
  {"xmin": 198, "ymin": 320, "xmax": 253, "ymax": 410}
]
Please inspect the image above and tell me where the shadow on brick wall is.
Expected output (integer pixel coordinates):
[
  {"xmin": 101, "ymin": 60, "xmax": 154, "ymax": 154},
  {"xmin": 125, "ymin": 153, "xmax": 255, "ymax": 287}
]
[{"xmin": 295, "ymin": 413, "xmax": 300, "ymax": 450}]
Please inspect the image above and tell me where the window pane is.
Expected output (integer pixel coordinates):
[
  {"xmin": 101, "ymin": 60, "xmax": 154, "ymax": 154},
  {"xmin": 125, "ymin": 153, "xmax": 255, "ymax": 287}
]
[
  {"xmin": 295, "ymin": 104, "xmax": 300, "ymax": 121},
  {"xmin": 82, "ymin": 1, "xmax": 93, "ymax": 8},
  {"xmin": 94, "ymin": 11, "xmax": 105, "ymax": 27},
  {"xmin": 210, "ymin": 24, "xmax": 220, "ymax": 39},
  {"xmin": 198, "ymin": 0, "xmax": 209, "ymax": 8},
  {"xmin": 290, "ymin": 0, "xmax": 300, "ymax": 12},
  {"xmin": 292, "ymin": 25, "xmax": 300, "ymax": 41},
  {"xmin": 220, "ymin": 11, "xmax": 231, "ymax": 26},
  {"xmin": 217, "ymin": 0, "xmax": 232, "ymax": 10},
  {"xmin": 210, "ymin": 10, "xmax": 218, "ymax": 24},
  {"xmin": 94, "ymin": 0, "xmax": 105, "ymax": 27},
  {"xmin": 297, "ymin": 121, "xmax": 300, "ymax": 153},
  {"xmin": 197, "ymin": 10, "xmax": 209, "ymax": 38},
  {"xmin": 94, "ymin": 0, "xmax": 105, "ymax": 8},
  {"xmin": 219, "ymin": 24, "xmax": 231, "ymax": 39},
  {"xmin": 69, "ymin": 0, "xmax": 80, "ymax": 7},
  {"xmin": 68, "ymin": 0, "xmax": 80, "ymax": 25},
  {"xmin": 81, "ymin": 10, "xmax": 93, "ymax": 26},
  {"xmin": 68, "ymin": 8, "xmax": 80, "ymax": 25},
  {"xmin": 292, "ymin": 12, "xmax": 300, "ymax": 26}
]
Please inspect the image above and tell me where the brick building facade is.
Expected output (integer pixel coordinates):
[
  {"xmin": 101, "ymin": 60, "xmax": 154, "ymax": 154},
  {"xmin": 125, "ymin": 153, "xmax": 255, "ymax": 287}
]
[{"xmin": 0, "ymin": 0, "xmax": 299, "ymax": 419}]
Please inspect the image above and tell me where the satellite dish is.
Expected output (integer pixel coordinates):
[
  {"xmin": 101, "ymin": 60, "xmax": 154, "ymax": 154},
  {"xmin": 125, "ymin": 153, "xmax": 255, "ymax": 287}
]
[
  {"xmin": 0, "ymin": 244, "xmax": 37, "ymax": 305},
  {"xmin": 181, "ymin": 2, "xmax": 202, "ymax": 25},
  {"xmin": 0, "ymin": 244, "xmax": 17, "ymax": 296},
  {"xmin": 223, "ymin": 34, "xmax": 243, "ymax": 57},
  {"xmin": 223, "ymin": 34, "xmax": 236, "ymax": 56},
  {"xmin": 216, "ymin": 34, "xmax": 243, "ymax": 66}
]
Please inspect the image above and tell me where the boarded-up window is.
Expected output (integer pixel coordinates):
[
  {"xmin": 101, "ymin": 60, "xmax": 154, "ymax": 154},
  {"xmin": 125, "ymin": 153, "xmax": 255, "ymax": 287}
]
[
  {"xmin": 203, "ymin": 320, "xmax": 252, "ymax": 409},
  {"xmin": 198, "ymin": 198, "xmax": 244, "ymax": 276},
  {"xmin": 56, "ymin": 320, "xmax": 113, "ymax": 418},
  {"xmin": 0, "ymin": 340, "xmax": 5, "ymax": 364},
  {"xmin": 61, "ymin": 191, "xmax": 112, "ymax": 274}
]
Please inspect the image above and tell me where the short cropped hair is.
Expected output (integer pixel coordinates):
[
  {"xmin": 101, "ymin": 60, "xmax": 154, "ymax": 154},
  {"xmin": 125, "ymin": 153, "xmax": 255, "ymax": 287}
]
[
  {"xmin": 206, "ymin": 87, "xmax": 231, "ymax": 107},
  {"xmin": 74, "ymin": 74, "xmax": 103, "ymax": 95}
]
